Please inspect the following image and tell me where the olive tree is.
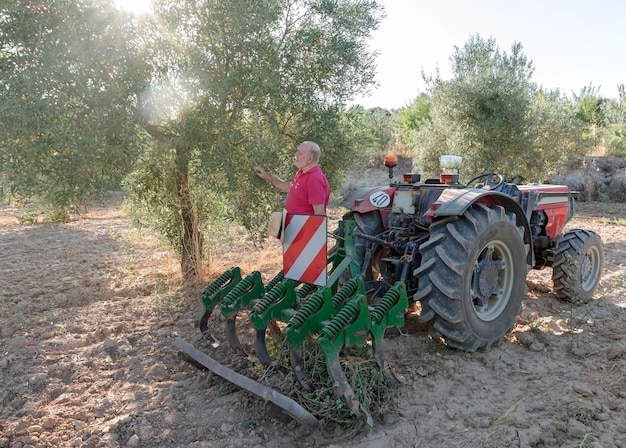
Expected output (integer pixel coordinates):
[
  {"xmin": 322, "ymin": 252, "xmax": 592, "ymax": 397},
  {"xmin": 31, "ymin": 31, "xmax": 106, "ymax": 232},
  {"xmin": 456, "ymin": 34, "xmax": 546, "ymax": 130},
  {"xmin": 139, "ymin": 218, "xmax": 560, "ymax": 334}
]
[
  {"xmin": 397, "ymin": 92, "xmax": 431, "ymax": 147},
  {"xmin": 414, "ymin": 35, "xmax": 587, "ymax": 182},
  {"xmin": 416, "ymin": 35, "xmax": 535, "ymax": 178},
  {"xmin": 342, "ymin": 105, "xmax": 397, "ymax": 166},
  {"xmin": 1, "ymin": 0, "xmax": 382, "ymax": 279},
  {"xmin": 0, "ymin": 0, "xmax": 152, "ymax": 213},
  {"xmin": 124, "ymin": 0, "xmax": 383, "ymax": 279},
  {"xmin": 598, "ymin": 85, "xmax": 626, "ymax": 156}
]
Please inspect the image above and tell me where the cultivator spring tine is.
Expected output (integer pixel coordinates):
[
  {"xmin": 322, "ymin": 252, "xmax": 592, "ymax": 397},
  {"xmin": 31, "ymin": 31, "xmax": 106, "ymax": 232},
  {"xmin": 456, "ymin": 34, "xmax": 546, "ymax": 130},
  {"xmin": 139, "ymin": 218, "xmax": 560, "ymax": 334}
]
[
  {"xmin": 219, "ymin": 271, "xmax": 266, "ymax": 356},
  {"xmin": 296, "ymin": 282, "xmax": 319, "ymax": 302},
  {"xmin": 194, "ymin": 314, "xmax": 223, "ymax": 348},
  {"xmin": 257, "ymin": 338, "xmax": 290, "ymax": 382},
  {"xmin": 329, "ymin": 275, "xmax": 367, "ymax": 310},
  {"xmin": 264, "ymin": 270, "xmax": 285, "ymax": 293},
  {"xmin": 264, "ymin": 271, "xmax": 289, "ymax": 340},
  {"xmin": 283, "ymin": 287, "xmax": 335, "ymax": 390},
  {"xmin": 249, "ymin": 278, "xmax": 298, "ymax": 367},
  {"xmin": 282, "ymin": 276, "xmax": 369, "ymax": 392},
  {"xmin": 288, "ymin": 347, "xmax": 313, "ymax": 391},
  {"xmin": 198, "ymin": 267, "xmax": 242, "ymax": 333},
  {"xmin": 317, "ymin": 294, "xmax": 374, "ymax": 426},
  {"xmin": 220, "ymin": 271, "xmax": 266, "ymax": 316},
  {"xmin": 369, "ymin": 282, "xmax": 408, "ymax": 371},
  {"xmin": 284, "ymin": 288, "xmax": 334, "ymax": 348}
]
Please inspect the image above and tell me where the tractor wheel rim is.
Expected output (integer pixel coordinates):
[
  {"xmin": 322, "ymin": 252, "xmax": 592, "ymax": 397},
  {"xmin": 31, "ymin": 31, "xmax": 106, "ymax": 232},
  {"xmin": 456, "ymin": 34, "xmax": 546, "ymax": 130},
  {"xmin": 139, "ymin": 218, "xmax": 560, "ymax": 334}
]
[
  {"xmin": 471, "ymin": 240, "xmax": 514, "ymax": 321},
  {"xmin": 581, "ymin": 245, "xmax": 601, "ymax": 291}
]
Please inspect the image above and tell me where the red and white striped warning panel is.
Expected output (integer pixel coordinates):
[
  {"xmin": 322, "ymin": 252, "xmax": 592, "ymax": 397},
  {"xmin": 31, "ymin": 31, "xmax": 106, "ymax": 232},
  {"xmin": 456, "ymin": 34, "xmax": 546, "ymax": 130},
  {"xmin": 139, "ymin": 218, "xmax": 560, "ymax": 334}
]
[{"xmin": 283, "ymin": 214, "xmax": 327, "ymax": 287}]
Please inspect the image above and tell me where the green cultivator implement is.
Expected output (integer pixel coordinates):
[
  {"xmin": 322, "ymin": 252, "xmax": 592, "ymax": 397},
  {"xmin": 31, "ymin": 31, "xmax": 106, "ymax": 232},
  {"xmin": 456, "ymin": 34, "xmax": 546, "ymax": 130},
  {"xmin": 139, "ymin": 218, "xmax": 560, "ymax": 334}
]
[{"xmin": 175, "ymin": 220, "xmax": 409, "ymax": 428}]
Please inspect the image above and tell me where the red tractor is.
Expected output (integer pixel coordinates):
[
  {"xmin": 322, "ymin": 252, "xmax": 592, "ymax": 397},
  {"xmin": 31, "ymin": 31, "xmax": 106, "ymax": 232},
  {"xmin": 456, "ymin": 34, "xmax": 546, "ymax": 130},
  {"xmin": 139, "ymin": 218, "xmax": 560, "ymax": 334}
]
[{"xmin": 340, "ymin": 154, "xmax": 603, "ymax": 352}]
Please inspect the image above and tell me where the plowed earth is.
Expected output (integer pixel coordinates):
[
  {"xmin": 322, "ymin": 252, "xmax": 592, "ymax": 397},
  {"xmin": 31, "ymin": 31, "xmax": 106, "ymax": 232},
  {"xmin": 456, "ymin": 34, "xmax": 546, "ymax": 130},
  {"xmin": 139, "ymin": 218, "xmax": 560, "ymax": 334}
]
[{"xmin": 1, "ymin": 199, "xmax": 626, "ymax": 448}]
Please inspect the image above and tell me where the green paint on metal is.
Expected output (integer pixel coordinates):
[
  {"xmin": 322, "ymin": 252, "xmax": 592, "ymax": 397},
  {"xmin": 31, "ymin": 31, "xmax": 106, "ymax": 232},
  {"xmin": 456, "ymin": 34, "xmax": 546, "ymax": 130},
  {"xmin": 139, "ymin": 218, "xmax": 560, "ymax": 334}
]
[
  {"xmin": 249, "ymin": 278, "xmax": 298, "ymax": 329},
  {"xmin": 220, "ymin": 271, "xmax": 265, "ymax": 318},
  {"xmin": 200, "ymin": 266, "xmax": 242, "ymax": 312}
]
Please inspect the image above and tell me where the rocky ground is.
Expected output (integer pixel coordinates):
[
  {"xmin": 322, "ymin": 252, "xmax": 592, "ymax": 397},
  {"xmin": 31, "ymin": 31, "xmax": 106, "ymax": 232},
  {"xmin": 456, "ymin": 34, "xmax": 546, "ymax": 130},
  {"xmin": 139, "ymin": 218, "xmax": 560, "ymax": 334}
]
[{"xmin": 1, "ymin": 198, "xmax": 626, "ymax": 448}]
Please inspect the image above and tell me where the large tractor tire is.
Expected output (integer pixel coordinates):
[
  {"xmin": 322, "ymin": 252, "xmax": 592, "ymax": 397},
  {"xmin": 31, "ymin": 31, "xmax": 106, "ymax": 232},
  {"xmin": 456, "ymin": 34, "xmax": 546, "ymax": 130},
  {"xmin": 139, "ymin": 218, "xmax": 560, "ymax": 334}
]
[
  {"xmin": 414, "ymin": 203, "xmax": 530, "ymax": 352},
  {"xmin": 552, "ymin": 229, "xmax": 603, "ymax": 304}
]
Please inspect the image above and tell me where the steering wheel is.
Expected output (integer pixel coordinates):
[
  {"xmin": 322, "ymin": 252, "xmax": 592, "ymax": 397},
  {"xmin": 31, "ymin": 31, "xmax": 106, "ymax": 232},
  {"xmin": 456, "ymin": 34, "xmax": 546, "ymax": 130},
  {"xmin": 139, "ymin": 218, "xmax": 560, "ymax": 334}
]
[{"xmin": 466, "ymin": 173, "xmax": 504, "ymax": 190}]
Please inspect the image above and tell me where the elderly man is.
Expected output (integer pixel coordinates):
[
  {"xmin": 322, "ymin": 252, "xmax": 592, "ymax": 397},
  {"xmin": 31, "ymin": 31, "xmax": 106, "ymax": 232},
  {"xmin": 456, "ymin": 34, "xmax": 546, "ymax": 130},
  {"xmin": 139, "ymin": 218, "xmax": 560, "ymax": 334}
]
[{"xmin": 255, "ymin": 141, "xmax": 330, "ymax": 215}]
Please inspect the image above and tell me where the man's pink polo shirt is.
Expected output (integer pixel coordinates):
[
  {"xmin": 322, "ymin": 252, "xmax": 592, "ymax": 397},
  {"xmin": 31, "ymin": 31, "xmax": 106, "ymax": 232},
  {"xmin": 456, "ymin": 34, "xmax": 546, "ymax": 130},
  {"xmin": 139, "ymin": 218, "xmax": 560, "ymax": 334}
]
[{"xmin": 285, "ymin": 165, "xmax": 330, "ymax": 215}]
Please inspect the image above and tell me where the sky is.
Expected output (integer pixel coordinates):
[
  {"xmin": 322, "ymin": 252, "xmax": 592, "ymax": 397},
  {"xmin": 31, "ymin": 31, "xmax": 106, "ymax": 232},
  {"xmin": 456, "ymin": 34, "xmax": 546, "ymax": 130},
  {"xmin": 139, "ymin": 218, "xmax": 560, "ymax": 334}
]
[{"xmin": 352, "ymin": 0, "xmax": 626, "ymax": 110}]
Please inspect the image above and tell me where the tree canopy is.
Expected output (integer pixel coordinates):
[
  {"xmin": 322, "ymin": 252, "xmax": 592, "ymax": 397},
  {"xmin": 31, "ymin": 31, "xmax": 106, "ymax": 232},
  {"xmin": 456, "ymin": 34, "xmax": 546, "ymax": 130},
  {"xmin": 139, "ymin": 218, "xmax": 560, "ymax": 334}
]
[
  {"xmin": 127, "ymin": 0, "xmax": 384, "ymax": 277},
  {"xmin": 1, "ymin": 0, "xmax": 384, "ymax": 278},
  {"xmin": 0, "ymin": 0, "xmax": 152, "ymax": 212},
  {"xmin": 397, "ymin": 93, "xmax": 431, "ymax": 147},
  {"xmin": 411, "ymin": 35, "xmax": 590, "ymax": 182}
]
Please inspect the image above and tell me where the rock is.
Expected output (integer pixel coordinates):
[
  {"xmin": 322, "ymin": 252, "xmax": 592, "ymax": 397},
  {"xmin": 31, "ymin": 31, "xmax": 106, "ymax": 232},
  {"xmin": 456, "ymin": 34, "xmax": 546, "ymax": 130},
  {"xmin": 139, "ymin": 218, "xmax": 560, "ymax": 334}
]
[
  {"xmin": 0, "ymin": 354, "xmax": 16, "ymax": 369},
  {"xmin": 126, "ymin": 434, "xmax": 140, "ymax": 448},
  {"xmin": 526, "ymin": 280, "xmax": 551, "ymax": 293},
  {"xmin": 1, "ymin": 326, "xmax": 16, "ymax": 339},
  {"xmin": 29, "ymin": 288, "xmax": 45, "ymax": 298},
  {"xmin": 146, "ymin": 363, "xmax": 169, "ymax": 381},
  {"xmin": 546, "ymin": 321, "xmax": 564, "ymax": 335},
  {"xmin": 28, "ymin": 373, "xmax": 48, "ymax": 389},
  {"xmin": 27, "ymin": 425, "xmax": 43, "ymax": 434},
  {"xmin": 615, "ymin": 417, "xmax": 626, "ymax": 433},
  {"xmin": 529, "ymin": 342, "xmax": 544, "ymax": 352},
  {"xmin": 442, "ymin": 359, "xmax": 455, "ymax": 370},
  {"xmin": 572, "ymin": 382, "xmax": 594, "ymax": 397},
  {"xmin": 41, "ymin": 417, "xmax": 57, "ymax": 430},
  {"xmin": 515, "ymin": 331, "xmax": 534, "ymax": 346},
  {"xmin": 566, "ymin": 419, "xmax": 588, "ymax": 438},
  {"xmin": 529, "ymin": 400, "xmax": 546, "ymax": 412},
  {"xmin": 15, "ymin": 419, "xmax": 32, "ymax": 433}
]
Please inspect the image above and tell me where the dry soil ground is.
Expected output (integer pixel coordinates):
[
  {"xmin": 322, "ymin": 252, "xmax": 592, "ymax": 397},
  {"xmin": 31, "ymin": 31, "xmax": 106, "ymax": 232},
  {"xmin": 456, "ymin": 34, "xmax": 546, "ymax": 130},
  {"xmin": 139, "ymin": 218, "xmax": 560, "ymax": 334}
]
[{"xmin": 1, "ymin": 198, "xmax": 626, "ymax": 448}]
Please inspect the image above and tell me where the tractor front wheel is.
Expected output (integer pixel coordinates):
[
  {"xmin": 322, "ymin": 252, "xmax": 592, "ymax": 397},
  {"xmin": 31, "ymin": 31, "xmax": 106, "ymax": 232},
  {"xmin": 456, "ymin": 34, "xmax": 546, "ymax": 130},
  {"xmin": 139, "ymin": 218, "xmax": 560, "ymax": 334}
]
[
  {"xmin": 552, "ymin": 229, "xmax": 603, "ymax": 303},
  {"xmin": 414, "ymin": 203, "xmax": 530, "ymax": 352}
]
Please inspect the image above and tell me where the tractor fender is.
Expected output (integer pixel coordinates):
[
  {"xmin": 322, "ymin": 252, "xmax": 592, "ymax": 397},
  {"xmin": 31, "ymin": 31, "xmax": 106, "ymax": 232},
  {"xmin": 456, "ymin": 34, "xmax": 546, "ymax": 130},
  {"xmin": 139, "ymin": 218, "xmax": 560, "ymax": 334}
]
[
  {"xmin": 426, "ymin": 188, "xmax": 534, "ymax": 266},
  {"xmin": 341, "ymin": 186, "xmax": 396, "ymax": 213}
]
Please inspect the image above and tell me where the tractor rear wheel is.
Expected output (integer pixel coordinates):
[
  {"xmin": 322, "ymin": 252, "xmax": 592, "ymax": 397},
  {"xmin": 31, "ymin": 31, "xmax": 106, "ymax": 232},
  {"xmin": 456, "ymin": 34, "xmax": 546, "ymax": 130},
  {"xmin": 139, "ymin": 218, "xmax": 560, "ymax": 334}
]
[
  {"xmin": 552, "ymin": 229, "xmax": 603, "ymax": 303},
  {"xmin": 414, "ymin": 203, "xmax": 529, "ymax": 352}
]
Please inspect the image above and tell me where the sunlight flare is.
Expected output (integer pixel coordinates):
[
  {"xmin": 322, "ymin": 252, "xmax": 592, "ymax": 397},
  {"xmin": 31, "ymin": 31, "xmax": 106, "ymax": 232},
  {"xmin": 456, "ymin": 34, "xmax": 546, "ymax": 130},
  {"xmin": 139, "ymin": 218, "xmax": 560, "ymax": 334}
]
[{"xmin": 114, "ymin": 0, "xmax": 153, "ymax": 14}]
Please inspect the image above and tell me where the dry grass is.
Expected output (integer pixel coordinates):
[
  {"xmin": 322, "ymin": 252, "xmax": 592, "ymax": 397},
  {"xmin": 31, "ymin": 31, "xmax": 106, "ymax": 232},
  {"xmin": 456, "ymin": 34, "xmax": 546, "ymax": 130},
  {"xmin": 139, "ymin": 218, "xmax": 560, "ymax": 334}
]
[{"xmin": 209, "ymin": 236, "xmax": 282, "ymax": 278}]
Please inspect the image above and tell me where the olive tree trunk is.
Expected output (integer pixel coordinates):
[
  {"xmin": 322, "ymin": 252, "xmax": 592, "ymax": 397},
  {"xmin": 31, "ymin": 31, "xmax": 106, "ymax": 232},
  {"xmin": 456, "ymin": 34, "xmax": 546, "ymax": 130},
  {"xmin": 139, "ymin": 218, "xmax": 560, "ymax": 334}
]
[{"xmin": 175, "ymin": 146, "xmax": 203, "ymax": 281}]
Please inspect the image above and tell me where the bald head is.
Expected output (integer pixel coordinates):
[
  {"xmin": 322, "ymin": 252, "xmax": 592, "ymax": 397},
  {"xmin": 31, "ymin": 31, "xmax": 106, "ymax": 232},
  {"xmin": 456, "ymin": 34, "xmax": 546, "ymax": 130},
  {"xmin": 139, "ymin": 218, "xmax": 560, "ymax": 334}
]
[{"xmin": 301, "ymin": 141, "xmax": 321, "ymax": 164}]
